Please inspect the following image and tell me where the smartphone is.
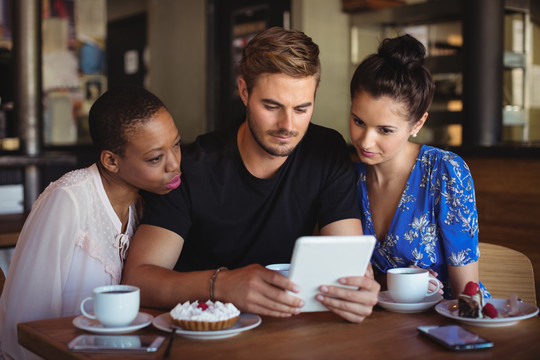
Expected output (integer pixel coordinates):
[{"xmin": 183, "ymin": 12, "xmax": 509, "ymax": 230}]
[
  {"xmin": 68, "ymin": 334, "xmax": 166, "ymax": 353},
  {"xmin": 417, "ymin": 325, "xmax": 494, "ymax": 351}
]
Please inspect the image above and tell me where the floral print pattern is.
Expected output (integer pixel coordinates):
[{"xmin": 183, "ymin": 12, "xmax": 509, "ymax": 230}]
[{"xmin": 355, "ymin": 145, "xmax": 489, "ymax": 298}]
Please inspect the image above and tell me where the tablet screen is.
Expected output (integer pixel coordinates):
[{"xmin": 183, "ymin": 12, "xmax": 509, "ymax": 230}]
[{"xmin": 288, "ymin": 235, "xmax": 376, "ymax": 312}]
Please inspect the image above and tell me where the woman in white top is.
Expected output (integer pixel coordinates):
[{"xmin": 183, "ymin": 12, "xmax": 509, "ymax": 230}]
[{"xmin": 0, "ymin": 86, "xmax": 182, "ymax": 360}]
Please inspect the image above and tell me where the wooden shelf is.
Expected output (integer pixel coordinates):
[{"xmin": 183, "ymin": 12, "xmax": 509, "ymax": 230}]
[
  {"xmin": 0, "ymin": 153, "xmax": 76, "ymax": 167},
  {"xmin": 425, "ymin": 54, "xmax": 462, "ymax": 74},
  {"xmin": 348, "ymin": 0, "xmax": 537, "ymax": 25},
  {"xmin": 349, "ymin": 0, "xmax": 462, "ymax": 26}
]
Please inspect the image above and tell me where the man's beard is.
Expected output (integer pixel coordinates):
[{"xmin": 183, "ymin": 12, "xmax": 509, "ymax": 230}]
[{"xmin": 246, "ymin": 108, "xmax": 300, "ymax": 157}]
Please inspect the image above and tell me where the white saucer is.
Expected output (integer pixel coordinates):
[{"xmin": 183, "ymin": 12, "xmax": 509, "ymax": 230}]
[
  {"xmin": 435, "ymin": 298, "xmax": 539, "ymax": 327},
  {"xmin": 377, "ymin": 291, "xmax": 443, "ymax": 313},
  {"xmin": 152, "ymin": 312, "xmax": 261, "ymax": 340},
  {"xmin": 73, "ymin": 312, "xmax": 154, "ymax": 334}
]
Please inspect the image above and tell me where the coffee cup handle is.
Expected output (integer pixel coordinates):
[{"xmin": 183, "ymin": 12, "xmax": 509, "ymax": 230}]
[
  {"xmin": 80, "ymin": 297, "xmax": 96, "ymax": 319},
  {"xmin": 426, "ymin": 276, "xmax": 441, "ymax": 296}
]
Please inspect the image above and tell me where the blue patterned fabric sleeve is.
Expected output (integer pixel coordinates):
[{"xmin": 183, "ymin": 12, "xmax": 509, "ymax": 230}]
[{"xmin": 432, "ymin": 149, "xmax": 479, "ymax": 267}]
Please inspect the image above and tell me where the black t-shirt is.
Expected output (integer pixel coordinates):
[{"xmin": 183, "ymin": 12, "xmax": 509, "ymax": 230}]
[{"xmin": 140, "ymin": 122, "xmax": 361, "ymax": 271}]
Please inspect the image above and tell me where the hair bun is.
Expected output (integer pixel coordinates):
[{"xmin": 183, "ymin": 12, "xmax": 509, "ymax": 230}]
[{"xmin": 378, "ymin": 34, "xmax": 426, "ymax": 70}]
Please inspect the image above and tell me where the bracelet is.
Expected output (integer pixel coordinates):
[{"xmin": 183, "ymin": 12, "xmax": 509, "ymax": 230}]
[{"xmin": 209, "ymin": 267, "xmax": 228, "ymax": 301}]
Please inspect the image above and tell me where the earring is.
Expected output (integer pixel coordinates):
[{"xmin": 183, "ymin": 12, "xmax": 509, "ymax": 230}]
[{"xmin": 412, "ymin": 133, "xmax": 417, "ymax": 138}]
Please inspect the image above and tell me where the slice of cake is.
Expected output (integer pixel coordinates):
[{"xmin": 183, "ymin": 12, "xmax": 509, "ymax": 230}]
[
  {"xmin": 169, "ymin": 300, "xmax": 240, "ymax": 331},
  {"xmin": 458, "ymin": 281, "xmax": 484, "ymax": 318}
]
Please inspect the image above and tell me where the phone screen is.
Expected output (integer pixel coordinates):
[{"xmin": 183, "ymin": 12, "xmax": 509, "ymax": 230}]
[
  {"xmin": 418, "ymin": 325, "xmax": 493, "ymax": 350},
  {"xmin": 68, "ymin": 334, "xmax": 165, "ymax": 352}
]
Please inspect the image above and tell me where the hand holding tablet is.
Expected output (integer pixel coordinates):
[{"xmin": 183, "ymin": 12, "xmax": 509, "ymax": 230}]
[{"xmin": 285, "ymin": 235, "xmax": 376, "ymax": 312}]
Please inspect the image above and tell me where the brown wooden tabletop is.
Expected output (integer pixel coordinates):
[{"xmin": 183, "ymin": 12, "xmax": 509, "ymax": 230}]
[{"xmin": 18, "ymin": 305, "xmax": 540, "ymax": 360}]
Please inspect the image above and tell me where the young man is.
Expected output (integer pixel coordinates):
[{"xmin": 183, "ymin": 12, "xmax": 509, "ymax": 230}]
[{"xmin": 122, "ymin": 27, "xmax": 379, "ymax": 323}]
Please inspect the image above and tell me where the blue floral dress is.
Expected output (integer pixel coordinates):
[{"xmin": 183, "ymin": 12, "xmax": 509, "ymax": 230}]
[{"xmin": 355, "ymin": 145, "xmax": 490, "ymax": 299}]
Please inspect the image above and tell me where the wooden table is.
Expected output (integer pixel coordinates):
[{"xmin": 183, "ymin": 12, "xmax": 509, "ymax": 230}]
[{"xmin": 18, "ymin": 305, "xmax": 540, "ymax": 359}]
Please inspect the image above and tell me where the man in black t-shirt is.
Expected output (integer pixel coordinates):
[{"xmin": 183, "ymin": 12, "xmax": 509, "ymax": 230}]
[{"xmin": 123, "ymin": 27, "xmax": 380, "ymax": 323}]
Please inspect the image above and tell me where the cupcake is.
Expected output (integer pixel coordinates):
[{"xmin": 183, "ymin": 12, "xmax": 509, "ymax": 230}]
[{"xmin": 169, "ymin": 300, "xmax": 240, "ymax": 331}]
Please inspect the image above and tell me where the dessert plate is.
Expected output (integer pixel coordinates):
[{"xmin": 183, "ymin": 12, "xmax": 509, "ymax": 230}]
[
  {"xmin": 153, "ymin": 313, "xmax": 262, "ymax": 340},
  {"xmin": 377, "ymin": 291, "xmax": 443, "ymax": 313},
  {"xmin": 73, "ymin": 312, "xmax": 154, "ymax": 334},
  {"xmin": 435, "ymin": 298, "xmax": 539, "ymax": 327}
]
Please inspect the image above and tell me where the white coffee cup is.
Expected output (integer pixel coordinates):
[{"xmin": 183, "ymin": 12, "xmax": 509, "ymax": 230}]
[
  {"xmin": 266, "ymin": 263, "xmax": 290, "ymax": 277},
  {"xmin": 387, "ymin": 268, "xmax": 441, "ymax": 303},
  {"xmin": 80, "ymin": 285, "xmax": 140, "ymax": 327}
]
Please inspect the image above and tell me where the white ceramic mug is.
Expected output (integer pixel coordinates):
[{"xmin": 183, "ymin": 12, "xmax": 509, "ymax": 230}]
[
  {"xmin": 387, "ymin": 268, "xmax": 441, "ymax": 303},
  {"xmin": 80, "ymin": 285, "xmax": 140, "ymax": 327},
  {"xmin": 266, "ymin": 263, "xmax": 290, "ymax": 277}
]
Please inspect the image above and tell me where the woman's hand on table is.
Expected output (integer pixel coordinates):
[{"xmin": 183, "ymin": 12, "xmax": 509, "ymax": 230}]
[
  {"xmin": 408, "ymin": 265, "xmax": 444, "ymax": 295},
  {"xmin": 315, "ymin": 264, "xmax": 381, "ymax": 323},
  {"xmin": 214, "ymin": 264, "xmax": 304, "ymax": 318}
]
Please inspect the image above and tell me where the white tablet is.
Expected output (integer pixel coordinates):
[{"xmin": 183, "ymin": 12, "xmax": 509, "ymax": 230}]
[{"xmin": 288, "ymin": 235, "xmax": 376, "ymax": 312}]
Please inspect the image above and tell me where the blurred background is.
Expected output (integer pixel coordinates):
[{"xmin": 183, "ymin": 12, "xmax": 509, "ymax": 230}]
[
  {"xmin": 1, "ymin": 0, "xmax": 540, "ymax": 303},
  {"xmin": 0, "ymin": 0, "xmax": 539, "ymax": 212}
]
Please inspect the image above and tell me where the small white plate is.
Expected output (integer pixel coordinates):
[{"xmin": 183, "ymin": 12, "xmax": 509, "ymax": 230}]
[
  {"xmin": 72, "ymin": 312, "xmax": 154, "ymax": 334},
  {"xmin": 152, "ymin": 312, "xmax": 261, "ymax": 340},
  {"xmin": 435, "ymin": 298, "xmax": 539, "ymax": 327},
  {"xmin": 377, "ymin": 291, "xmax": 443, "ymax": 313}
]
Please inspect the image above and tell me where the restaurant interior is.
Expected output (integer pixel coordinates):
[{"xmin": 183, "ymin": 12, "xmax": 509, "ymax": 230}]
[{"xmin": 0, "ymin": 0, "xmax": 539, "ymax": 307}]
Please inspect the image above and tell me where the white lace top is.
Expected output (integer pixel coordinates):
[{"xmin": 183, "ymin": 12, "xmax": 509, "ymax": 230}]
[{"xmin": 0, "ymin": 164, "xmax": 140, "ymax": 360}]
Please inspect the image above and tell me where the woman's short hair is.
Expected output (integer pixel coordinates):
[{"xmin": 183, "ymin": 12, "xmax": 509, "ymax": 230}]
[
  {"xmin": 89, "ymin": 86, "xmax": 167, "ymax": 155},
  {"xmin": 350, "ymin": 34, "xmax": 435, "ymax": 124},
  {"xmin": 239, "ymin": 26, "xmax": 321, "ymax": 93}
]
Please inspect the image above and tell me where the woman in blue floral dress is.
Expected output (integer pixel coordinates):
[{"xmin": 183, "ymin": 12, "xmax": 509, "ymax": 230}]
[{"xmin": 349, "ymin": 34, "xmax": 489, "ymax": 299}]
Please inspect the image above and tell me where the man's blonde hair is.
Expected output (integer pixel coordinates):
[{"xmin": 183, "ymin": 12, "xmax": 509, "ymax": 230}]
[{"xmin": 239, "ymin": 27, "xmax": 321, "ymax": 93}]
